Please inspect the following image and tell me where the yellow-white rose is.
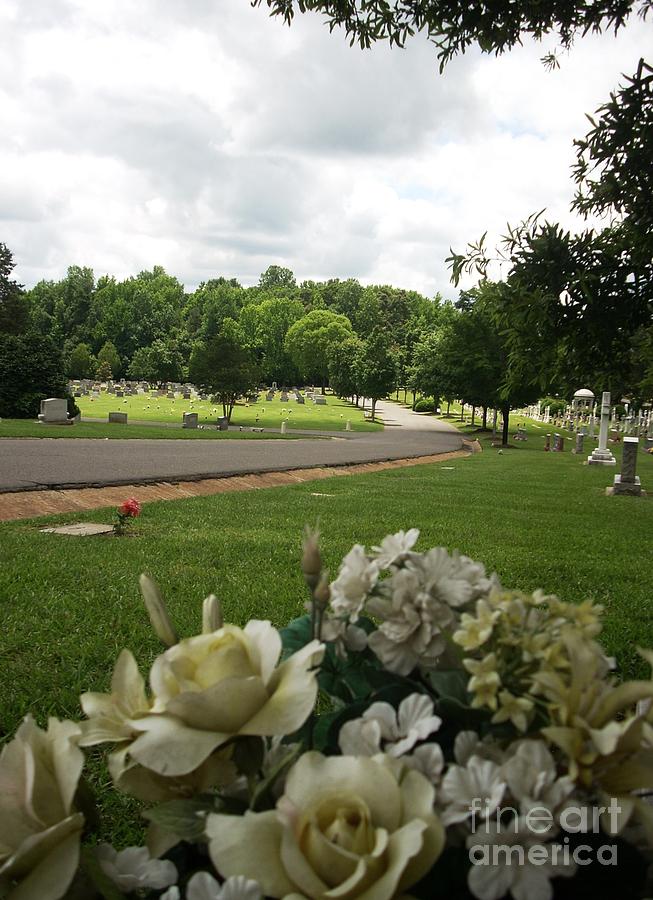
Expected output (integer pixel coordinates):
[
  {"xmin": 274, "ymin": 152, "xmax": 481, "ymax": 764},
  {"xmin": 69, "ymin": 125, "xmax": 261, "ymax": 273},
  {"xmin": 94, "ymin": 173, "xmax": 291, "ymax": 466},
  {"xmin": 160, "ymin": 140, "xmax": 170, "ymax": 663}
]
[
  {"xmin": 0, "ymin": 716, "xmax": 84, "ymax": 900},
  {"xmin": 206, "ymin": 752, "xmax": 445, "ymax": 900},
  {"xmin": 120, "ymin": 621, "xmax": 323, "ymax": 777}
]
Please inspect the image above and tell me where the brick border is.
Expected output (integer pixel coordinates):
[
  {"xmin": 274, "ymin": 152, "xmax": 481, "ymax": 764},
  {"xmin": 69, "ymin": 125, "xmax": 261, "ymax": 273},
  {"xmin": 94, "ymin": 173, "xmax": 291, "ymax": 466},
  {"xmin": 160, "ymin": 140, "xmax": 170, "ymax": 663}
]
[{"xmin": 0, "ymin": 451, "xmax": 469, "ymax": 522}]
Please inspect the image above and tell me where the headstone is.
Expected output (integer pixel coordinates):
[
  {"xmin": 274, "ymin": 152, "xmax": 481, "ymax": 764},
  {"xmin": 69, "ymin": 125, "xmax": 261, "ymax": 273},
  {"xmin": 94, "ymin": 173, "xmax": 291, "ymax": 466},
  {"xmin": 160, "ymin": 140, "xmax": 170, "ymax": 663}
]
[
  {"xmin": 108, "ymin": 412, "xmax": 128, "ymax": 424},
  {"xmin": 115, "ymin": 389, "xmax": 124, "ymax": 398},
  {"xmin": 608, "ymin": 437, "xmax": 643, "ymax": 496},
  {"xmin": 544, "ymin": 433, "xmax": 551, "ymax": 452},
  {"xmin": 38, "ymin": 398, "xmax": 72, "ymax": 425},
  {"xmin": 272, "ymin": 381, "xmax": 277, "ymax": 390},
  {"xmin": 40, "ymin": 523, "xmax": 115, "ymax": 536},
  {"xmin": 552, "ymin": 433, "xmax": 564, "ymax": 452},
  {"xmin": 314, "ymin": 396, "xmax": 326, "ymax": 405},
  {"xmin": 573, "ymin": 433, "xmax": 584, "ymax": 454},
  {"xmin": 266, "ymin": 393, "xmax": 274, "ymax": 401},
  {"xmin": 345, "ymin": 420, "xmax": 351, "ymax": 432},
  {"xmin": 218, "ymin": 416, "xmax": 229, "ymax": 431},
  {"xmin": 296, "ymin": 395, "xmax": 304, "ymax": 404},
  {"xmin": 167, "ymin": 392, "xmax": 175, "ymax": 399},
  {"xmin": 183, "ymin": 392, "xmax": 191, "ymax": 400},
  {"xmin": 588, "ymin": 392, "xmax": 616, "ymax": 465},
  {"xmin": 280, "ymin": 420, "xmax": 287, "ymax": 434},
  {"xmin": 182, "ymin": 412, "xmax": 199, "ymax": 429},
  {"xmin": 280, "ymin": 393, "xmax": 288, "ymax": 403}
]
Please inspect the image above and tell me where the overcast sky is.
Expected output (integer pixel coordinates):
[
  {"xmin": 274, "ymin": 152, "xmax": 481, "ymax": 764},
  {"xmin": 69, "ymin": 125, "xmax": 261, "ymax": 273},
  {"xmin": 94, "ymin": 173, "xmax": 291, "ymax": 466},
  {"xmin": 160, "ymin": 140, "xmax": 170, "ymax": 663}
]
[{"xmin": 1, "ymin": 1, "xmax": 649, "ymax": 300}]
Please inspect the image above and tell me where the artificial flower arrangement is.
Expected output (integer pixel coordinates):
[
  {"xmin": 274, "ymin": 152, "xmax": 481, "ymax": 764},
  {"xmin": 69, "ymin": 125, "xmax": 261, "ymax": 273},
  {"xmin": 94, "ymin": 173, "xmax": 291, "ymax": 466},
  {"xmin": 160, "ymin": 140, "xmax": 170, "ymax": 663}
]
[
  {"xmin": 2, "ymin": 528, "xmax": 653, "ymax": 900},
  {"xmin": 114, "ymin": 498, "xmax": 141, "ymax": 535}
]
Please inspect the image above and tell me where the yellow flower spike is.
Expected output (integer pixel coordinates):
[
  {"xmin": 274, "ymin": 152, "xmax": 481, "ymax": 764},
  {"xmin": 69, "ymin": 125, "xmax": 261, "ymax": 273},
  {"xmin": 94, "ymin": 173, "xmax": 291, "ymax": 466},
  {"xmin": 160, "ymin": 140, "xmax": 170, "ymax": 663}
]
[
  {"xmin": 139, "ymin": 574, "xmax": 179, "ymax": 647},
  {"xmin": 593, "ymin": 681, "xmax": 653, "ymax": 728},
  {"xmin": 491, "ymin": 690, "xmax": 534, "ymax": 732},
  {"xmin": 202, "ymin": 595, "xmax": 223, "ymax": 634}
]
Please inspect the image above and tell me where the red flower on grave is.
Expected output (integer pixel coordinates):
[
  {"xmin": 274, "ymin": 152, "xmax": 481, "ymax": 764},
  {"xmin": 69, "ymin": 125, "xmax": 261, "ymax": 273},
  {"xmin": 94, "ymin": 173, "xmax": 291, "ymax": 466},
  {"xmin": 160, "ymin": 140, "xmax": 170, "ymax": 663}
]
[{"xmin": 118, "ymin": 498, "xmax": 141, "ymax": 518}]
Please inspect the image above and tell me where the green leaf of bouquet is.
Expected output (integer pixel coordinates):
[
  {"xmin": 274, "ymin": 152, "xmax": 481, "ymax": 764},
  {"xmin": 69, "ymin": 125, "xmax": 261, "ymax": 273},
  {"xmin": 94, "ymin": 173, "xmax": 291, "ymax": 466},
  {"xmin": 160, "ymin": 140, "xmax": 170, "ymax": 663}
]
[
  {"xmin": 79, "ymin": 847, "xmax": 129, "ymax": 900},
  {"xmin": 142, "ymin": 797, "xmax": 216, "ymax": 842},
  {"xmin": 250, "ymin": 743, "xmax": 302, "ymax": 810},
  {"xmin": 232, "ymin": 735, "xmax": 265, "ymax": 776},
  {"xmin": 280, "ymin": 614, "xmax": 313, "ymax": 660},
  {"xmin": 426, "ymin": 669, "xmax": 470, "ymax": 706}
]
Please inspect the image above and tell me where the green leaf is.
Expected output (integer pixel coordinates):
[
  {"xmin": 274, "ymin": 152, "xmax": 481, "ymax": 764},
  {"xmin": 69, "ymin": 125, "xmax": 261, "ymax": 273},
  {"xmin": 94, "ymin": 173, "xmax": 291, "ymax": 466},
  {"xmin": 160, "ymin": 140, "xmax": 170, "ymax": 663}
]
[
  {"xmin": 250, "ymin": 744, "xmax": 302, "ymax": 811},
  {"xmin": 426, "ymin": 669, "xmax": 470, "ymax": 706},
  {"xmin": 280, "ymin": 614, "xmax": 313, "ymax": 660},
  {"xmin": 232, "ymin": 735, "xmax": 265, "ymax": 776},
  {"xmin": 80, "ymin": 847, "xmax": 128, "ymax": 900},
  {"xmin": 142, "ymin": 797, "xmax": 216, "ymax": 842}
]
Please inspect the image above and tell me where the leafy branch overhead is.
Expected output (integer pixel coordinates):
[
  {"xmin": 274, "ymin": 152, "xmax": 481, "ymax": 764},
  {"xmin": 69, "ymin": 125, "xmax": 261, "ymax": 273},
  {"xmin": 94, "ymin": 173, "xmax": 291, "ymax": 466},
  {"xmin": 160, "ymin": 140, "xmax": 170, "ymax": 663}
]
[{"xmin": 251, "ymin": 0, "xmax": 650, "ymax": 69}]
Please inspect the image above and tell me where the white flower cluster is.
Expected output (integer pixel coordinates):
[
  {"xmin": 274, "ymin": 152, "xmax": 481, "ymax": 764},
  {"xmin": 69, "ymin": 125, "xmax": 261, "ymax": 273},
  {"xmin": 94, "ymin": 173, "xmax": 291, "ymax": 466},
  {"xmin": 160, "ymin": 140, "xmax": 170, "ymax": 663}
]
[
  {"xmin": 328, "ymin": 529, "xmax": 499, "ymax": 674},
  {"xmin": 336, "ymin": 698, "xmax": 578, "ymax": 900},
  {"xmin": 440, "ymin": 735, "xmax": 578, "ymax": 900},
  {"xmin": 338, "ymin": 693, "xmax": 445, "ymax": 782}
]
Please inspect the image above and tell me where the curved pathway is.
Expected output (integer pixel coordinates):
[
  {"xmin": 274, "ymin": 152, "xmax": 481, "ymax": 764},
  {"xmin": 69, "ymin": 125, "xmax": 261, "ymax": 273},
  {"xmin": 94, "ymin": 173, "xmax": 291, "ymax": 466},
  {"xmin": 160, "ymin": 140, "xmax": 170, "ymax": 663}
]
[{"xmin": 0, "ymin": 402, "xmax": 462, "ymax": 493}]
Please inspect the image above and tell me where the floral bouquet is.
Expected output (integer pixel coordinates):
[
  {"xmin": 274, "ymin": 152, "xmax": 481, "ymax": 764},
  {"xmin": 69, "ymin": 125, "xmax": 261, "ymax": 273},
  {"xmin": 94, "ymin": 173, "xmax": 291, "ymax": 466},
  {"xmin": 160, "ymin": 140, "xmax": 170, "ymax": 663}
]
[
  {"xmin": 2, "ymin": 528, "xmax": 653, "ymax": 900},
  {"xmin": 114, "ymin": 498, "xmax": 141, "ymax": 535}
]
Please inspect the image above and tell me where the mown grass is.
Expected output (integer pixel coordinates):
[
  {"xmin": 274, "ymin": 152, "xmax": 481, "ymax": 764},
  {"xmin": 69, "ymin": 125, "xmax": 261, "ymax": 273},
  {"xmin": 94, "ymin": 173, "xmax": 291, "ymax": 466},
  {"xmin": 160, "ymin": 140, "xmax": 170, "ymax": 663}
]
[
  {"xmin": 72, "ymin": 390, "xmax": 381, "ymax": 432},
  {"xmin": 1, "ymin": 411, "xmax": 651, "ymax": 841},
  {"xmin": 0, "ymin": 419, "xmax": 311, "ymax": 440}
]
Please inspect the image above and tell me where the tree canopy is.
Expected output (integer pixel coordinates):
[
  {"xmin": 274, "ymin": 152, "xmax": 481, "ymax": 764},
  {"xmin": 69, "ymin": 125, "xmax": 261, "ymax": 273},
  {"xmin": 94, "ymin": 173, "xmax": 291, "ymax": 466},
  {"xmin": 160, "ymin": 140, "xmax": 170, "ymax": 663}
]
[
  {"xmin": 189, "ymin": 326, "xmax": 260, "ymax": 421},
  {"xmin": 251, "ymin": 0, "xmax": 648, "ymax": 69},
  {"xmin": 448, "ymin": 57, "xmax": 653, "ymax": 406}
]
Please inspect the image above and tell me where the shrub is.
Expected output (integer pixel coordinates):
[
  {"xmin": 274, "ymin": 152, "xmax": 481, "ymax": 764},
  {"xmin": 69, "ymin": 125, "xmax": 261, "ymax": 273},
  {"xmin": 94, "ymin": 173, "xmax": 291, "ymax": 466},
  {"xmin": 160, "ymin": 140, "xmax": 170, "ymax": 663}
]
[{"xmin": 0, "ymin": 332, "xmax": 76, "ymax": 419}]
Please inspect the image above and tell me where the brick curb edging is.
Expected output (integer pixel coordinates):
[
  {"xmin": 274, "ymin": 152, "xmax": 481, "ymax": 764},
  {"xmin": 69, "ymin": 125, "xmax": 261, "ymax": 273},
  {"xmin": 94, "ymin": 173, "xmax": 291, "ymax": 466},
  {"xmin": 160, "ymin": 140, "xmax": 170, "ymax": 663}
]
[{"xmin": 0, "ymin": 450, "xmax": 470, "ymax": 522}]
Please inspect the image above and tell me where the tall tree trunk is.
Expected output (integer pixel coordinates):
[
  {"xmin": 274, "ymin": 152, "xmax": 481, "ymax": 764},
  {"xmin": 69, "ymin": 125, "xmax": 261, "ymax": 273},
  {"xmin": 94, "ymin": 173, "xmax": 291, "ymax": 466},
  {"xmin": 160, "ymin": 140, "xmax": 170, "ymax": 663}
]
[
  {"xmin": 403, "ymin": 388, "xmax": 407, "ymax": 403},
  {"xmin": 395, "ymin": 387, "xmax": 399, "ymax": 400},
  {"xmin": 460, "ymin": 404, "xmax": 465, "ymax": 421},
  {"xmin": 321, "ymin": 377, "xmax": 326, "ymax": 395},
  {"xmin": 433, "ymin": 396, "xmax": 438, "ymax": 414},
  {"xmin": 501, "ymin": 403, "xmax": 510, "ymax": 446},
  {"xmin": 482, "ymin": 406, "xmax": 488, "ymax": 429},
  {"xmin": 371, "ymin": 398, "xmax": 376, "ymax": 421},
  {"xmin": 411, "ymin": 390, "xmax": 417, "ymax": 410},
  {"xmin": 447, "ymin": 400, "xmax": 451, "ymax": 416}
]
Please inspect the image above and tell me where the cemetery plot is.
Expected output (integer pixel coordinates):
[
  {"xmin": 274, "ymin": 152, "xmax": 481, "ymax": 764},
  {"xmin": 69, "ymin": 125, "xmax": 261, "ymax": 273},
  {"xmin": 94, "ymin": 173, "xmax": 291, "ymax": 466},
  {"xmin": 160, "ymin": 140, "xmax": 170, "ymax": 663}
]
[{"xmin": 74, "ymin": 388, "xmax": 380, "ymax": 432}]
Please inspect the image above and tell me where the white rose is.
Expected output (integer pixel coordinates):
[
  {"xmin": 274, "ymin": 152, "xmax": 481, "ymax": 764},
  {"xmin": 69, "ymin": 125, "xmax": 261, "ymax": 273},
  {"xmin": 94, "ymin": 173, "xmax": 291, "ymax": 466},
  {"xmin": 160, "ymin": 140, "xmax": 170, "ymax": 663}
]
[
  {"xmin": 121, "ymin": 621, "xmax": 323, "ymax": 777},
  {"xmin": 207, "ymin": 751, "xmax": 445, "ymax": 900},
  {"xmin": 0, "ymin": 716, "xmax": 84, "ymax": 900}
]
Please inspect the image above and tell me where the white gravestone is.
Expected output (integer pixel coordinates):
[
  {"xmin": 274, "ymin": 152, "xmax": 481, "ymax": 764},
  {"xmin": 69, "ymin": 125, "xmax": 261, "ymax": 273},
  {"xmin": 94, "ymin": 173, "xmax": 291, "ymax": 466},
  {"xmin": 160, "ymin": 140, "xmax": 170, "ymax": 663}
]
[
  {"xmin": 588, "ymin": 392, "xmax": 616, "ymax": 465},
  {"xmin": 38, "ymin": 398, "xmax": 72, "ymax": 425}
]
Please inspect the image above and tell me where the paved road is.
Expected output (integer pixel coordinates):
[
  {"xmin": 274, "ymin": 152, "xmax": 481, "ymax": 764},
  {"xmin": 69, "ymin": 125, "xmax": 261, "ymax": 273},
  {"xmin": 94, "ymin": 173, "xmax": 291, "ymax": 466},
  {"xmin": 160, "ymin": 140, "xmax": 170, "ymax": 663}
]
[{"xmin": 0, "ymin": 402, "xmax": 462, "ymax": 492}]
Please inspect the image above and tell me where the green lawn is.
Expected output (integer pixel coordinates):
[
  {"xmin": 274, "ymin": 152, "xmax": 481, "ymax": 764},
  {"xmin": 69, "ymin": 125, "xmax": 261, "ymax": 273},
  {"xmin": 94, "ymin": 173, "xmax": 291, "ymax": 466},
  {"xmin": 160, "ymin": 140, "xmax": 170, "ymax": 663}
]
[
  {"xmin": 71, "ymin": 390, "xmax": 381, "ymax": 432},
  {"xmin": 2, "ymin": 413, "xmax": 652, "ymax": 842},
  {"xmin": 0, "ymin": 419, "xmax": 311, "ymax": 441}
]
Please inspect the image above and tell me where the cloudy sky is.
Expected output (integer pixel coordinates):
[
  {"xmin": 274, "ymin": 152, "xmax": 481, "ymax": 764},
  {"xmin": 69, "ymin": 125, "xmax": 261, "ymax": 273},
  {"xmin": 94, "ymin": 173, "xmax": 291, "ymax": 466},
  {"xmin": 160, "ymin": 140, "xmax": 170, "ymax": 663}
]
[{"xmin": 1, "ymin": 1, "xmax": 649, "ymax": 299}]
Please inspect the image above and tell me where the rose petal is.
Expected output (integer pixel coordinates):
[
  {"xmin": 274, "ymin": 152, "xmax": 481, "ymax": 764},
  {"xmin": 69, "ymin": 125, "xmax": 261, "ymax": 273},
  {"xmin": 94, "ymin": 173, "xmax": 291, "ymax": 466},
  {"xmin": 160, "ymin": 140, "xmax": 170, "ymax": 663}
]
[{"xmin": 207, "ymin": 811, "xmax": 296, "ymax": 899}]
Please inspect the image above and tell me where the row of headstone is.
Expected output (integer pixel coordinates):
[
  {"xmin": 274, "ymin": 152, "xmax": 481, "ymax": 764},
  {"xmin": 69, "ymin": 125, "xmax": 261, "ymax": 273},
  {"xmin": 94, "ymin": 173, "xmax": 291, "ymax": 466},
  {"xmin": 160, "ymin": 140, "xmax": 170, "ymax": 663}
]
[{"xmin": 529, "ymin": 401, "xmax": 653, "ymax": 440}]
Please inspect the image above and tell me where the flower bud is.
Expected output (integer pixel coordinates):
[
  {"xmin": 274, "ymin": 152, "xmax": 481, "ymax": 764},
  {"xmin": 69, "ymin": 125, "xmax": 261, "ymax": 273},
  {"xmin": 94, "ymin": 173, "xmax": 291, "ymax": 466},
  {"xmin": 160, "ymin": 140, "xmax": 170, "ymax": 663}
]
[
  {"xmin": 301, "ymin": 524, "xmax": 322, "ymax": 591},
  {"xmin": 313, "ymin": 571, "xmax": 330, "ymax": 609},
  {"xmin": 139, "ymin": 574, "xmax": 178, "ymax": 647},
  {"xmin": 202, "ymin": 594, "xmax": 223, "ymax": 633}
]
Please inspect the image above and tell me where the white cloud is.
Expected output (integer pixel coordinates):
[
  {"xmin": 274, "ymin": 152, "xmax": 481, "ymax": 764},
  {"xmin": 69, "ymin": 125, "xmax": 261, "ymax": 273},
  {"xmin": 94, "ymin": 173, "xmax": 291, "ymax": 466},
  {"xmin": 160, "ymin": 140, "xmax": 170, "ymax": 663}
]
[{"xmin": 0, "ymin": 0, "xmax": 648, "ymax": 298}]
